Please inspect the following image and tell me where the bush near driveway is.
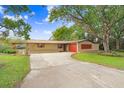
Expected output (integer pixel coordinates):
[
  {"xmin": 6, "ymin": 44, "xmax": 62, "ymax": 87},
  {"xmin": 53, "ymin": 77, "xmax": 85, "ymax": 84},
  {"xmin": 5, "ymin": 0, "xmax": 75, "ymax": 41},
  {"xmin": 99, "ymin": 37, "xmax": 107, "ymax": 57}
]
[
  {"xmin": 0, "ymin": 55, "xmax": 30, "ymax": 87},
  {"xmin": 0, "ymin": 45, "xmax": 16, "ymax": 54},
  {"xmin": 72, "ymin": 52, "xmax": 124, "ymax": 70},
  {"xmin": 97, "ymin": 51, "xmax": 124, "ymax": 57}
]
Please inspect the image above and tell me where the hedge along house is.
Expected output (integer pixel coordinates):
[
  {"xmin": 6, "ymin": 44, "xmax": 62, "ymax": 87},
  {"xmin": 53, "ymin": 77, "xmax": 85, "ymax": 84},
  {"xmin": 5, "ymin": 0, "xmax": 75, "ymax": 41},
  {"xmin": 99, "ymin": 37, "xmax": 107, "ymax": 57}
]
[{"xmin": 11, "ymin": 40, "xmax": 99, "ymax": 54}]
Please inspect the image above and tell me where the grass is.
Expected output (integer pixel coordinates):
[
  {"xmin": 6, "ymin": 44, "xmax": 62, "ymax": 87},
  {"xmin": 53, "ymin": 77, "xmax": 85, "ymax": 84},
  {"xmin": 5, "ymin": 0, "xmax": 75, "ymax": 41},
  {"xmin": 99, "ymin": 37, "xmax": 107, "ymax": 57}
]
[
  {"xmin": 72, "ymin": 52, "xmax": 124, "ymax": 70},
  {"xmin": 0, "ymin": 55, "xmax": 30, "ymax": 88}
]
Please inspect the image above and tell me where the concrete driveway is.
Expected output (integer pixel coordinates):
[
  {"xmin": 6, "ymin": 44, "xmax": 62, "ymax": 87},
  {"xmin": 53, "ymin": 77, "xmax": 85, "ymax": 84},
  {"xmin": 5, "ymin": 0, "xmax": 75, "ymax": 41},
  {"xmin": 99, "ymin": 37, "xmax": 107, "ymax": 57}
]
[{"xmin": 21, "ymin": 52, "xmax": 124, "ymax": 88}]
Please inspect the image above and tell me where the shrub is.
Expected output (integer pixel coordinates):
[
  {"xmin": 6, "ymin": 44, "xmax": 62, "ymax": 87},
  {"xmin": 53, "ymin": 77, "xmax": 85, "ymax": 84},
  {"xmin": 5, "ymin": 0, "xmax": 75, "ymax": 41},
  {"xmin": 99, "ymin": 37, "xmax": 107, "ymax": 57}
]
[
  {"xmin": 97, "ymin": 51, "xmax": 123, "ymax": 57},
  {"xmin": 114, "ymin": 49, "xmax": 124, "ymax": 52},
  {"xmin": 2, "ymin": 49, "xmax": 16, "ymax": 54},
  {"xmin": 0, "ymin": 45, "xmax": 16, "ymax": 54}
]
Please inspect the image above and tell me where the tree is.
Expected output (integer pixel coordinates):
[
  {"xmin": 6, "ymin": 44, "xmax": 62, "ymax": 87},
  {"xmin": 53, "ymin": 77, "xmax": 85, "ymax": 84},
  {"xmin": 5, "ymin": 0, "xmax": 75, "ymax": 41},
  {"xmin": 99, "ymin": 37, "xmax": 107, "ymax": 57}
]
[
  {"xmin": 52, "ymin": 25, "xmax": 85, "ymax": 41},
  {"xmin": 49, "ymin": 5, "xmax": 124, "ymax": 52},
  {"xmin": 69, "ymin": 25, "xmax": 85, "ymax": 40},
  {"xmin": 3, "ymin": 5, "xmax": 31, "ymax": 14},
  {"xmin": 2, "ymin": 18, "xmax": 31, "ymax": 40},
  {"xmin": 0, "ymin": 5, "xmax": 31, "ymax": 40},
  {"xmin": 52, "ymin": 26, "xmax": 74, "ymax": 40},
  {"xmin": 111, "ymin": 20, "xmax": 124, "ymax": 49}
]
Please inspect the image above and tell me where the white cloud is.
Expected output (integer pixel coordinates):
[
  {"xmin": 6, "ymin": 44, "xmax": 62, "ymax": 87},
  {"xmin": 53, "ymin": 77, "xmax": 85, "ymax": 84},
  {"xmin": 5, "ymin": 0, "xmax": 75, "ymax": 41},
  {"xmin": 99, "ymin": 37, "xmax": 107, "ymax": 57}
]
[
  {"xmin": 0, "ymin": 28, "xmax": 15, "ymax": 38},
  {"xmin": 47, "ymin": 6, "xmax": 55, "ymax": 13},
  {"xmin": 8, "ymin": 30, "xmax": 15, "ymax": 38},
  {"xmin": 43, "ymin": 30, "xmax": 52, "ymax": 35},
  {"xmin": 44, "ymin": 14, "xmax": 55, "ymax": 23},
  {"xmin": 18, "ymin": 15, "xmax": 23, "ymax": 19},
  {"xmin": 57, "ymin": 22, "xmax": 74, "ymax": 28},
  {"xmin": 35, "ymin": 21, "xmax": 43, "ymax": 25},
  {"xmin": 3, "ymin": 15, "xmax": 15, "ymax": 20},
  {"xmin": 0, "ymin": 27, "xmax": 6, "ymax": 32},
  {"xmin": 44, "ymin": 5, "xmax": 57, "ymax": 22},
  {"xmin": 85, "ymin": 32, "xmax": 88, "ymax": 37},
  {"xmin": 44, "ymin": 15, "xmax": 50, "ymax": 22},
  {"xmin": 3, "ymin": 15, "xmax": 23, "ymax": 21},
  {"xmin": 24, "ymin": 15, "xmax": 28, "ymax": 20},
  {"xmin": 3, "ymin": 15, "xmax": 30, "ymax": 21},
  {"xmin": 0, "ymin": 6, "xmax": 4, "ymax": 14},
  {"xmin": 66, "ymin": 22, "xmax": 74, "ymax": 27},
  {"xmin": 30, "ymin": 11, "xmax": 35, "ymax": 16}
]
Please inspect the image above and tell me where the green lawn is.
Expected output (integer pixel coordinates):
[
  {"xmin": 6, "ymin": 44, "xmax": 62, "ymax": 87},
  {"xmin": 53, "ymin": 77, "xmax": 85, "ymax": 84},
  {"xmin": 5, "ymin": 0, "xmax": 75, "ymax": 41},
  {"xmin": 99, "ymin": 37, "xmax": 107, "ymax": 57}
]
[
  {"xmin": 0, "ymin": 55, "xmax": 30, "ymax": 88},
  {"xmin": 72, "ymin": 52, "xmax": 124, "ymax": 70}
]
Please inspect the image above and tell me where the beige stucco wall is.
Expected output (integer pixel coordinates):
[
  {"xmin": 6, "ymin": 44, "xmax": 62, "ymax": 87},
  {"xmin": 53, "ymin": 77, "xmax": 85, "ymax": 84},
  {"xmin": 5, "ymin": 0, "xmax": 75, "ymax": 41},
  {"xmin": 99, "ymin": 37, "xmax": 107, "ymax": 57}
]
[
  {"xmin": 27, "ymin": 43, "xmax": 65, "ymax": 53},
  {"xmin": 12, "ymin": 41, "xmax": 99, "ymax": 54},
  {"xmin": 78, "ymin": 41, "xmax": 99, "ymax": 52},
  {"xmin": 16, "ymin": 49, "xmax": 26, "ymax": 55}
]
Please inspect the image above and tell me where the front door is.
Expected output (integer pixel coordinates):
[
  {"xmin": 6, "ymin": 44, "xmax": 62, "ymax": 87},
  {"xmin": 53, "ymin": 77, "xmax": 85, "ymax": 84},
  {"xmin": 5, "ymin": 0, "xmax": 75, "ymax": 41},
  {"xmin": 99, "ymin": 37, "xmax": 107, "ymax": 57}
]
[
  {"xmin": 63, "ymin": 44, "xmax": 67, "ymax": 52},
  {"xmin": 69, "ymin": 43, "xmax": 77, "ymax": 52}
]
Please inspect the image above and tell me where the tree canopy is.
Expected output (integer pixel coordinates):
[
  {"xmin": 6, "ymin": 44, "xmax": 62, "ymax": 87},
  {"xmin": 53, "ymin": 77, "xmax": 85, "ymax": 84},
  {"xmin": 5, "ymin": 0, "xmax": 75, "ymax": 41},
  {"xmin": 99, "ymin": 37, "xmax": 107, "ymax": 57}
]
[
  {"xmin": 0, "ymin": 5, "xmax": 32, "ymax": 40},
  {"xmin": 52, "ymin": 26, "xmax": 74, "ymax": 40},
  {"xmin": 51, "ymin": 24, "xmax": 85, "ymax": 41},
  {"xmin": 49, "ymin": 5, "xmax": 124, "ymax": 52}
]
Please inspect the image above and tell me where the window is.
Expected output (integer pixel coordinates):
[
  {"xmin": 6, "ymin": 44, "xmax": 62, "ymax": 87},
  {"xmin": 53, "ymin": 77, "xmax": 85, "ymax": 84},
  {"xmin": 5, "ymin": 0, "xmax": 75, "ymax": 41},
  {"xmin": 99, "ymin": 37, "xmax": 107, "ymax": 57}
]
[
  {"xmin": 81, "ymin": 44, "xmax": 92, "ymax": 49},
  {"xmin": 16, "ymin": 44, "xmax": 26, "ymax": 49},
  {"xmin": 37, "ymin": 43, "xmax": 45, "ymax": 48},
  {"xmin": 58, "ymin": 44, "xmax": 63, "ymax": 48}
]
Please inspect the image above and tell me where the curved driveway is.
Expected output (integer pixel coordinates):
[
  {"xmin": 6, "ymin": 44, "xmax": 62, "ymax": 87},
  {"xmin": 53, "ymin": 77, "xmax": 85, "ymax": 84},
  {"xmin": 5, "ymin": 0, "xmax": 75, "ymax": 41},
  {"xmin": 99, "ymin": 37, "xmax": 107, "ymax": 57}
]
[{"xmin": 21, "ymin": 52, "xmax": 124, "ymax": 88}]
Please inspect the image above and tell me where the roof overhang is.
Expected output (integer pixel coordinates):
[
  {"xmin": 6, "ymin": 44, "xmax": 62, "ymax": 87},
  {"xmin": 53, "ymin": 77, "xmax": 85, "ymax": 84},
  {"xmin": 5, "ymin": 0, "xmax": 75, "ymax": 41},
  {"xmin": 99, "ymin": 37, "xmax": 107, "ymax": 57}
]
[
  {"xmin": 11, "ymin": 39, "xmax": 98, "ymax": 44},
  {"xmin": 26, "ymin": 40, "xmax": 77, "ymax": 44}
]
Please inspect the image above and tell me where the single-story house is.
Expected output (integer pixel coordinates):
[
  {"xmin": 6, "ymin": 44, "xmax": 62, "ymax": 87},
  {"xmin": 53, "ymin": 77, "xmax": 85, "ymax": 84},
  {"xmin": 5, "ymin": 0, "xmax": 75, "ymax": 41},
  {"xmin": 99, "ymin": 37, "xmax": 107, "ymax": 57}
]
[{"xmin": 11, "ymin": 39, "xmax": 99, "ymax": 54}]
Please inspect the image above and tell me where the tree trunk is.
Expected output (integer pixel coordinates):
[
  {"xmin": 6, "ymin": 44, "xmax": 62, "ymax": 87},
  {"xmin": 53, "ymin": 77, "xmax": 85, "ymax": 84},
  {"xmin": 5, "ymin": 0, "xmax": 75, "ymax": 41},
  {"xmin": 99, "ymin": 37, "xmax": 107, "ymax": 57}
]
[
  {"xmin": 103, "ymin": 32, "xmax": 110, "ymax": 52},
  {"xmin": 116, "ymin": 39, "xmax": 120, "ymax": 50}
]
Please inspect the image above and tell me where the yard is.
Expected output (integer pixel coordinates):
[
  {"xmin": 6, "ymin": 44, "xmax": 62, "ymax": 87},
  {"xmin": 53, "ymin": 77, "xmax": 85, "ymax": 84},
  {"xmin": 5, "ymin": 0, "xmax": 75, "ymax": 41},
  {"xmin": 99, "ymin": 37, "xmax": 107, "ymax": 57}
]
[
  {"xmin": 0, "ymin": 55, "xmax": 30, "ymax": 87},
  {"xmin": 72, "ymin": 52, "xmax": 124, "ymax": 70}
]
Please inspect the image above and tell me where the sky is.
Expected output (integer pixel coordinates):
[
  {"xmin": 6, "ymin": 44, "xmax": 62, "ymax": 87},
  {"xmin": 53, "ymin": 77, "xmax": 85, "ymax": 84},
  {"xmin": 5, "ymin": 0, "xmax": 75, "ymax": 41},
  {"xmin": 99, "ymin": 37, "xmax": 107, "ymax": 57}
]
[{"xmin": 0, "ymin": 5, "xmax": 74, "ymax": 40}]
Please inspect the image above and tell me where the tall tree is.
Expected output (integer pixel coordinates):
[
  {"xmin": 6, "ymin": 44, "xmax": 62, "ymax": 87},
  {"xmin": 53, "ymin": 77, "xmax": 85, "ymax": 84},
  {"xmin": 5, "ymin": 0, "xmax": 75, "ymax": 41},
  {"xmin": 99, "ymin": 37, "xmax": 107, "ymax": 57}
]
[
  {"xmin": 52, "ymin": 25, "xmax": 85, "ymax": 41},
  {"xmin": 69, "ymin": 24, "xmax": 85, "ymax": 40},
  {"xmin": 2, "ymin": 18, "xmax": 31, "ymax": 40},
  {"xmin": 0, "ymin": 5, "xmax": 31, "ymax": 40},
  {"xmin": 49, "ymin": 5, "xmax": 124, "ymax": 52},
  {"xmin": 111, "ymin": 19, "xmax": 124, "ymax": 49},
  {"xmin": 52, "ymin": 26, "xmax": 74, "ymax": 40}
]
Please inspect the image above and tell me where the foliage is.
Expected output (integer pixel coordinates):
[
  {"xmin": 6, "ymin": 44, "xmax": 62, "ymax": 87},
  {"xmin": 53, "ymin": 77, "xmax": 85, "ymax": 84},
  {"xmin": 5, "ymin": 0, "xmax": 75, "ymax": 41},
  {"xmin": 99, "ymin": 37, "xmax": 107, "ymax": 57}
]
[
  {"xmin": 73, "ymin": 52, "xmax": 124, "ymax": 70},
  {"xmin": 0, "ymin": 45, "xmax": 16, "ymax": 54},
  {"xmin": 49, "ymin": 5, "xmax": 124, "ymax": 52},
  {"xmin": 0, "ymin": 38, "xmax": 10, "ymax": 45},
  {"xmin": 0, "ymin": 6, "xmax": 31, "ymax": 40},
  {"xmin": 52, "ymin": 25, "xmax": 85, "ymax": 41},
  {"xmin": 0, "ymin": 55, "xmax": 30, "ymax": 87},
  {"xmin": 52, "ymin": 26, "xmax": 74, "ymax": 40},
  {"xmin": 111, "ymin": 20, "xmax": 124, "ymax": 40},
  {"xmin": 3, "ymin": 5, "xmax": 31, "ymax": 15},
  {"xmin": 1, "ymin": 17, "xmax": 31, "ymax": 40},
  {"xmin": 69, "ymin": 25, "xmax": 85, "ymax": 40},
  {"xmin": 97, "ymin": 51, "xmax": 124, "ymax": 57},
  {"xmin": 111, "ymin": 19, "xmax": 124, "ymax": 49},
  {"xmin": 114, "ymin": 49, "xmax": 124, "ymax": 52},
  {"xmin": 2, "ymin": 49, "xmax": 16, "ymax": 54}
]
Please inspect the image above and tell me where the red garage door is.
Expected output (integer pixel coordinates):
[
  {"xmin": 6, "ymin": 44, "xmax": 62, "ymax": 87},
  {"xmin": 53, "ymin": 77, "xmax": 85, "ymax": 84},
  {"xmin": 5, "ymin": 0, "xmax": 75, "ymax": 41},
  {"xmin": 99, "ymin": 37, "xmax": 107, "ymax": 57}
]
[{"xmin": 69, "ymin": 43, "xmax": 77, "ymax": 52}]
